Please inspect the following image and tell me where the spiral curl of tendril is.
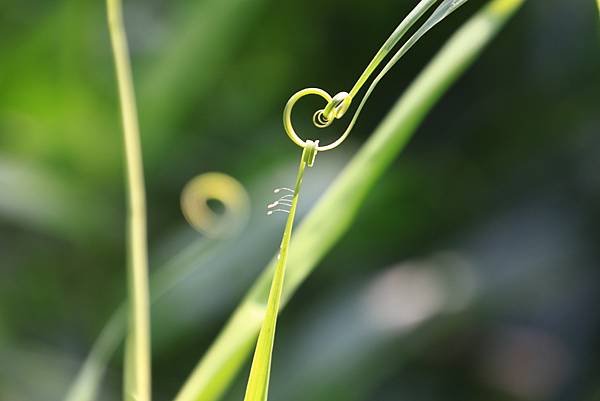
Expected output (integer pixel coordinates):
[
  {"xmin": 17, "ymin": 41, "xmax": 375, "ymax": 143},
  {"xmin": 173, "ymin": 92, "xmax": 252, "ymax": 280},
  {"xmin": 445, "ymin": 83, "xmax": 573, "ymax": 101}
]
[
  {"xmin": 282, "ymin": 0, "xmax": 470, "ymax": 154},
  {"xmin": 180, "ymin": 172, "xmax": 250, "ymax": 238}
]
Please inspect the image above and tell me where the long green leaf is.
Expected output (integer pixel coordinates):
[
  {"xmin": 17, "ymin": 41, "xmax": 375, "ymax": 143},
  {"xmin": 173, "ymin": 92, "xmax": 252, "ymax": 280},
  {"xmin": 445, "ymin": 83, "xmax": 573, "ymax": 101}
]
[
  {"xmin": 242, "ymin": 146, "xmax": 313, "ymax": 401},
  {"xmin": 174, "ymin": 1, "xmax": 524, "ymax": 401}
]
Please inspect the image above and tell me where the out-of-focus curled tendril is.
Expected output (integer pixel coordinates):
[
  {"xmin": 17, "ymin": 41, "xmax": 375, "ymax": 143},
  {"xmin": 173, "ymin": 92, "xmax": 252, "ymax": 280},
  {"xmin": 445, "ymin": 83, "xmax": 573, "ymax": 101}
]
[{"xmin": 180, "ymin": 173, "xmax": 250, "ymax": 238}]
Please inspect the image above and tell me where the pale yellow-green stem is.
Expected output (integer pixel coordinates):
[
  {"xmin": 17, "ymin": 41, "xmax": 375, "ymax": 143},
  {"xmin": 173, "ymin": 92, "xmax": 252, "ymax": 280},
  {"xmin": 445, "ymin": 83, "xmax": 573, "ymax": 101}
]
[
  {"xmin": 106, "ymin": 1, "xmax": 152, "ymax": 401},
  {"xmin": 242, "ymin": 142, "xmax": 315, "ymax": 401}
]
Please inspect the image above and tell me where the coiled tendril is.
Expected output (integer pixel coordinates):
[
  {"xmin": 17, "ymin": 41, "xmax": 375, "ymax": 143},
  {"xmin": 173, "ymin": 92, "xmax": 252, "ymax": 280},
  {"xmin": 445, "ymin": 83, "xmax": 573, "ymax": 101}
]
[
  {"xmin": 180, "ymin": 172, "xmax": 250, "ymax": 238},
  {"xmin": 283, "ymin": 0, "xmax": 469, "ymax": 154}
]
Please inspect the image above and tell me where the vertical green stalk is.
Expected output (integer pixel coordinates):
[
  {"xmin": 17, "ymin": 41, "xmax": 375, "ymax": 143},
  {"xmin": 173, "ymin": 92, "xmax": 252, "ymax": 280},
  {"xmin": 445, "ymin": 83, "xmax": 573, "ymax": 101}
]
[{"xmin": 106, "ymin": 1, "xmax": 152, "ymax": 401}]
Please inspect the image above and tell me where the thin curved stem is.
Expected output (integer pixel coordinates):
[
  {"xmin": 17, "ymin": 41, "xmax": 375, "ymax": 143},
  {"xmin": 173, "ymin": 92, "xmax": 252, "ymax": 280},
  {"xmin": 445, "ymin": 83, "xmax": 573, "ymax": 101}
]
[
  {"xmin": 323, "ymin": 0, "xmax": 472, "ymax": 152},
  {"xmin": 349, "ymin": 0, "xmax": 439, "ymax": 98},
  {"xmin": 283, "ymin": 0, "xmax": 473, "ymax": 152},
  {"xmin": 350, "ymin": 0, "xmax": 469, "ymax": 99},
  {"xmin": 106, "ymin": 1, "xmax": 152, "ymax": 401}
]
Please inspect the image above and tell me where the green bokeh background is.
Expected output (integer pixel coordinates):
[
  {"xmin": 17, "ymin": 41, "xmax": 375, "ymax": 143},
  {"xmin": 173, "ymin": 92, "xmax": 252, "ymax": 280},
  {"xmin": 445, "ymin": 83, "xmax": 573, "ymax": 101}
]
[{"xmin": 1, "ymin": 0, "xmax": 599, "ymax": 400}]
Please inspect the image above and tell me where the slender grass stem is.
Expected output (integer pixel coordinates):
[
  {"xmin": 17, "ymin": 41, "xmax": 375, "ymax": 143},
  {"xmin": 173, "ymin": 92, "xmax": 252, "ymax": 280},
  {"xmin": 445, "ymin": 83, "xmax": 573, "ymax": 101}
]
[
  {"xmin": 243, "ymin": 145, "xmax": 311, "ymax": 401},
  {"xmin": 106, "ymin": 1, "xmax": 151, "ymax": 401}
]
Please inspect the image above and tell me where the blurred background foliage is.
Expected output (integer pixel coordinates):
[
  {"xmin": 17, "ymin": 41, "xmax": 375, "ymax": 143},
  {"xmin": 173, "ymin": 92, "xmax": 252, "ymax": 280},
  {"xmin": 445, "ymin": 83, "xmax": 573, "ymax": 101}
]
[{"xmin": 0, "ymin": 0, "xmax": 599, "ymax": 400}]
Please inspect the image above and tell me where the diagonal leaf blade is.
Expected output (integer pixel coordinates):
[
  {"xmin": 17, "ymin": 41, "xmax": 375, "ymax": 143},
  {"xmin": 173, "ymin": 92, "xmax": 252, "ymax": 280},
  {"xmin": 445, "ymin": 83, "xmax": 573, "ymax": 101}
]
[{"xmin": 242, "ymin": 148, "xmax": 311, "ymax": 401}]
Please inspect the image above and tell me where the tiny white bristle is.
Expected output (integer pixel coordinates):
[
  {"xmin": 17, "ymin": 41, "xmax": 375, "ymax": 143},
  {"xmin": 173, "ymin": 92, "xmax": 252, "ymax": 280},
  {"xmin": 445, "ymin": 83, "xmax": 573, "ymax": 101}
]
[{"xmin": 267, "ymin": 208, "xmax": 290, "ymax": 215}]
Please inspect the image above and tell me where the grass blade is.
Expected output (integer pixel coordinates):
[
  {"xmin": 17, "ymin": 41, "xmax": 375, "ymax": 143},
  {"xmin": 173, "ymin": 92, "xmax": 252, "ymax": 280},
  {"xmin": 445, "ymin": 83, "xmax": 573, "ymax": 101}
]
[
  {"xmin": 242, "ymin": 146, "xmax": 312, "ymax": 401},
  {"xmin": 174, "ymin": 1, "xmax": 524, "ymax": 401},
  {"xmin": 106, "ymin": 1, "xmax": 152, "ymax": 401}
]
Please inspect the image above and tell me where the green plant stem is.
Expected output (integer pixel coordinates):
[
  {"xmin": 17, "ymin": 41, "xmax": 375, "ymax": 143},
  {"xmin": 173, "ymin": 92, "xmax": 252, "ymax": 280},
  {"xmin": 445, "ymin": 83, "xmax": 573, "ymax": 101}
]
[
  {"xmin": 243, "ymin": 149, "xmax": 309, "ymax": 401},
  {"xmin": 349, "ymin": 0, "xmax": 438, "ymax": 98},
  {"xmin": 173, "ymin": 1, "xmax": 523, "ymax": 401},
  {"xmin": 106, "ymin": 1, "xmax": 152, "ymax": 401}
]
